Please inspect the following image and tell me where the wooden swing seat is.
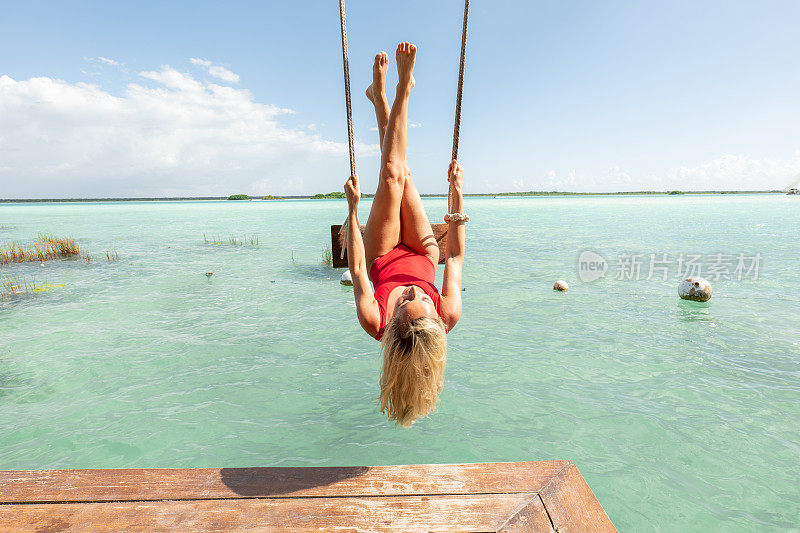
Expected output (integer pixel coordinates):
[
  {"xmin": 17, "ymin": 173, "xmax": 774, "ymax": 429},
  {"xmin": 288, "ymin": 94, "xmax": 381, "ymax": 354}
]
[{"xmin": 330, "ymin": 224, "xmax": 449, "ymax": 268}]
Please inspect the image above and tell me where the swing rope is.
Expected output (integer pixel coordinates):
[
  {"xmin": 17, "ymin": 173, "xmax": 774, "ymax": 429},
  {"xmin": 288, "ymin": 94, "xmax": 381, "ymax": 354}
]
[
  {"xmin": 451, "ymin": 0, "xmax": 469, "ymax": 164},
  {"xmin": 339, "ymin": 0, "xmax": 356, "ymax": 177},
  {"xmin": 338, "ymin": 0, "xmax": 355, "ymax": 260},
  {"xmin": 448, "ymin": 0, "xmax": 469, "ymax": 220}
]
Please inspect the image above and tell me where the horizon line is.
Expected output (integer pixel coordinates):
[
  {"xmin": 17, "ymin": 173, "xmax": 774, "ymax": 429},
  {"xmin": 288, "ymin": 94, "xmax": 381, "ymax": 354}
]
[{"xmin": 0, "ymin": 190, "xmax": 789, "ymax": 202}]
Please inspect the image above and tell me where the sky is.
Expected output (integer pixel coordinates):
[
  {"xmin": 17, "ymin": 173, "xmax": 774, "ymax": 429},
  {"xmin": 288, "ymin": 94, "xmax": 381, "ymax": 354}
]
[{"xmin": 1, "ymin": 0, "xmax": 799, "ymax": 198}]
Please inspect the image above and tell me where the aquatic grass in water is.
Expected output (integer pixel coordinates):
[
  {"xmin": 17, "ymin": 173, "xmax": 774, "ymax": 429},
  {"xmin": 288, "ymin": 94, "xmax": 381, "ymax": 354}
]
[
  {"xmin": 321, "ymin": 245, "xmax": 333, "ymax": 266},
  {"xmin": 203, "ymin": 233, "xmax": 259, "ymax": 246},
  {"xmin": 0, "ymin": 274, "xmax": 39, "ymax": 298},
  {"xmin": 0, "ymin": 273, "xmax": 64, "ymax": 300},
  {"xmin": 105, "ymin": 248, "xmax": 119, "ymax": 262},
  {"xmin": 0, "ymin": 235, "xmax": 81, "ymax": 265}
]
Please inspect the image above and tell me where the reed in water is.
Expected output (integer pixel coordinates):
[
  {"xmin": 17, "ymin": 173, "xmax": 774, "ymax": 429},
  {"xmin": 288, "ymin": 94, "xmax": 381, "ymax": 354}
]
[{"xmin": 0, "ymin": 234, "xmax": 81, "ymax": 265}]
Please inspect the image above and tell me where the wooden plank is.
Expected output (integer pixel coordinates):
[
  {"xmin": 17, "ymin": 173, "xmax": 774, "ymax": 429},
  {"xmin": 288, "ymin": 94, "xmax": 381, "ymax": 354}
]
[
  {"xmin": 0, "ymin": 494, "xmax": 548, "ymax": 533},
  {"xmin": 0, "ymin": 461, "xmax": 570, "ymax": 504},
  {"xmin": 537, "ymin": 462, "xmax": 616, "ymax": 533},
  {"xmin": 496, "ymin": 495, "xmax": 554, "ymax": 533},
  {"xmin": 330, "ymin": 224, "xmax": 449, "ymax": 268}
]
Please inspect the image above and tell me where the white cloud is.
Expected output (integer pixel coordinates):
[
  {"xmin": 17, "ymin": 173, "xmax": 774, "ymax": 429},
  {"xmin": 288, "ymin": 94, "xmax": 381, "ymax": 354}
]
[
  {"xmin": 509, "ymin": 153, "xmax": 799, "ymax": 193},
  {"xmin": 604, "ymin": 166, "xmax": 632, "ymax": 186},
  {"xmin": 0, "ymin": 64, "xmax": 378, "ymax": 198},
  {"xmin": 139, "ymin": 66, "xmax": 205, "ymax": 92},
  {"xmin": 85, "ymin": 56, "xmax": 122, "ymax": 66},
  {"xmin": 207, "ymin": 65, "xmax": 239, "ymax": 83},
  {"xmin": 664, "ymin": 153, "xmax": 800, "ymax": 191},
  {"xmin": 513, "ymin": 169, "xmax": 579, "ymax": 191},
  {"xmin": 189, "ymin": 58, "xmax": 211, "ymax": 67},
  {"xmin": 190, "ymin": 57, "xmax": 239, "ymax": 83}
]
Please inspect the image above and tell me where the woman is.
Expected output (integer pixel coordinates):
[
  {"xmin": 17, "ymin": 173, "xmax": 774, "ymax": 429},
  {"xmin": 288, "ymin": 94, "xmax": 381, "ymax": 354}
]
[{"xmin": 343, "ymin": 43, "xmax": 466, "ymax": 427}]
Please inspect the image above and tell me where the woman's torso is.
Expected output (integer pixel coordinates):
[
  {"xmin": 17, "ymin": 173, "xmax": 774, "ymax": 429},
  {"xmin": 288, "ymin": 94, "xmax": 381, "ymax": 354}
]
[{"xmin": 369, "ymin": 244, "xmax": 441, "ymax": 340}]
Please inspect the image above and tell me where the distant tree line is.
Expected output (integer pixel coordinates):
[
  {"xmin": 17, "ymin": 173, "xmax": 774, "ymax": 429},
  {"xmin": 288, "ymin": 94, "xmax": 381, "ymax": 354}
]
[{"xmin": 311, "ymin": 192, "xmax": 347, "ymax": 199}]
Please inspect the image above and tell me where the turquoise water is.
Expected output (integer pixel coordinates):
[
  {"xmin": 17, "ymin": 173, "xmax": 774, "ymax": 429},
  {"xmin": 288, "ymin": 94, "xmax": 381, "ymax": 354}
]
[{"xmin": 0, "ymin": 195, "xmax": 798, "ymax": 530}]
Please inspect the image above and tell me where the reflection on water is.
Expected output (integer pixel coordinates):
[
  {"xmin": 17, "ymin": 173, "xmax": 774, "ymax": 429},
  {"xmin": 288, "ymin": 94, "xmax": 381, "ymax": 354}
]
[
  {"xmin": 676, "ymin": 300, "xmax": 713, "ymax": 322},
  {"xmin": 290, "ymin": 263, "xmax": 343, "ymax": 281}
]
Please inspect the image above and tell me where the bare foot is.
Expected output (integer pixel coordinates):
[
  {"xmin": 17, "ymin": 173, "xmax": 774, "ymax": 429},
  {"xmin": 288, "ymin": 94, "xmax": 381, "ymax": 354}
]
[
  {"xmin": 365, "ymin": 52, "xmax": 388, "ymax": 104},
  {"xmin": 395, "ymin": 42, "xmax": 416, "ymax": 92}
]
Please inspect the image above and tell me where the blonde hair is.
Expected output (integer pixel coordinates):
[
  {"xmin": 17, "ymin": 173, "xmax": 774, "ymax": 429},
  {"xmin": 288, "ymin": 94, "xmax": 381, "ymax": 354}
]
[{"xmin": 379, "ymin": 315, "xmax": 447, "ymax": 428}]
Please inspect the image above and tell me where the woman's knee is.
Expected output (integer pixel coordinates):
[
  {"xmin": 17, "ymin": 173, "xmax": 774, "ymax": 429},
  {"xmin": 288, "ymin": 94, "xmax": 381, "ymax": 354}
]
[{"xmin": 380, "ymin": 161, "xmax": 405, "ymax": 186}]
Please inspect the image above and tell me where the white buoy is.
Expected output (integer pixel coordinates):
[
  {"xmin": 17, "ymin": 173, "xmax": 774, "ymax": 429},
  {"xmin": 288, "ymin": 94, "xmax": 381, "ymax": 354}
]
[
  {"xmin": 340, "ymin": 270, "xmax": 353, "ymax": 286},
  {"xmin": 678, "ymin": 277, "xmax": 712, "ymax": 302},
  {"xmin": 553, "ymin": 280, "xmax": 569, "ymax": 292}
]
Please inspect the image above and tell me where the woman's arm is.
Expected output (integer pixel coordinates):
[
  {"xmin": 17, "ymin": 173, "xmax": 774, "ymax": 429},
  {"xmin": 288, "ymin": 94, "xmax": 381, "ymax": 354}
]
[
  {"xmin": 344, "ymin": 174, "xmax": 381, "ymax": 337},
  {"xmin": 440, "ymin": 160, "xmax": 465, "ymax": 330}
]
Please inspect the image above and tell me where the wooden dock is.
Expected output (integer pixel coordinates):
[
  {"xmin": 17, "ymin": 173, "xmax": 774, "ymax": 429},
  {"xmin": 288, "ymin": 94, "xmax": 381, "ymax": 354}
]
[{"xmin": 0, "ymin": 460, "xmax": 615, "ymax": 532}]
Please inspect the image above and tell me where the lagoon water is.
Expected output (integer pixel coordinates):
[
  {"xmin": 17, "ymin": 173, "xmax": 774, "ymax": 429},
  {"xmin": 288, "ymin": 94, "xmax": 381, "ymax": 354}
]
[{"xmin": 0, "ymin": 195, "xmax": 798, "ymax": 530}]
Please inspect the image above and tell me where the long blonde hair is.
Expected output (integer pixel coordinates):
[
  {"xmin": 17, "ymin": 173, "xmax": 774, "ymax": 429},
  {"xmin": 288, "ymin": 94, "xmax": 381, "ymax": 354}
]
[{"xmin": 379, "ymin": 315, "xmax": 447, "ymax": 428}]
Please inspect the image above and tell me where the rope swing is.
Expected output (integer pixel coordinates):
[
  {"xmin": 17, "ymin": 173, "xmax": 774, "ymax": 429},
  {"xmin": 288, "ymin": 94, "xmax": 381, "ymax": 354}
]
[
  {"xmin": 451, "ymin": 0, "xmax": 469, "ymax": 163},
  {"xmin": 338, "ymin": 0, "xmax": 356, "ymax": 178},
  {"xmin": 449, "ymin": 0, "xmax": 470, "ymax": 221},
  {"xmin": 337, "ymin": 0, "xmax": 470, "ymax": 261},
  {"xmin": 337, "ymin": 0, "xmax": 355, "ymax": 260}
]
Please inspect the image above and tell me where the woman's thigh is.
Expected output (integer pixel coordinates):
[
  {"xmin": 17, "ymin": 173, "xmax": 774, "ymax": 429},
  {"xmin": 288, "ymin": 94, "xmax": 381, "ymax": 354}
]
[
  {"xmin": 400, "ymin": 173, "xmax": 439, "ymax": 264},
  {"xmin": 364, "ymin": 174, "xmax": 404, "ymax": 267}
]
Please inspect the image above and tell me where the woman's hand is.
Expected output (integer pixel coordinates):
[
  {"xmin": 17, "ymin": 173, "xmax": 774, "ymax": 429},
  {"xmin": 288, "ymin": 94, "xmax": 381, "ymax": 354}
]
[
  {"xmin": 344, "ymin": 174, "xmax": 360, "ymax": 212},
  {"xmin": 448, "ymin": 160, "xmax": 463, "ymax": 193}
]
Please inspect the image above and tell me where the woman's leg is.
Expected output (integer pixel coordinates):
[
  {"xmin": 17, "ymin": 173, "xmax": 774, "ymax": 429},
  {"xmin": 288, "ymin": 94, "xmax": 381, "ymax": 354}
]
[
  {"xmin": 366, "ymin": 52, "xmax": 390, "ymax": 149},
  {"xmin": 365, "ymin": 46, "xmax": 437, "ymax": 265},
  {"xmin": 400, "ymin": 172, "xmax": 439, "ymax": 265},
  {"xmin": 364, "ymin": 43, "xmax": 416, "ymax": 267}
]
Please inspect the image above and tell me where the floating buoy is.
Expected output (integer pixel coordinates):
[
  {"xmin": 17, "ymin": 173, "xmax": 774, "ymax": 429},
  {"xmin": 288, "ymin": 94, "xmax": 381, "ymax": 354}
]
[
  {"xmin": 340, "ymin": 270, "xmax": 353, "ymax": 286},
  {"xmin": 678, "ymin": 277, "xmax": 712, "ymax": 302},
  {"xmin": 553, "ymin": 280, "xmax": 569, "ymax": 292}
]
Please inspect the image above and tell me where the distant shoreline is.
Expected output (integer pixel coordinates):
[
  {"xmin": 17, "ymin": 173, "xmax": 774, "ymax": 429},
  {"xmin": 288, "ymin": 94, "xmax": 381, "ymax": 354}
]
[{"xmin": 0, "ymin": 190, "xmax": 786, "ymax": 203}]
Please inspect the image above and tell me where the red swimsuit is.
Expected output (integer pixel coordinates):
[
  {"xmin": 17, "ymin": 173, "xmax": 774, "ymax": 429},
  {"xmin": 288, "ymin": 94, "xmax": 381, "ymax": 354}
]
[{"xmin": 369, "ymin": 244, "xmax": 443, "ymax": 340}]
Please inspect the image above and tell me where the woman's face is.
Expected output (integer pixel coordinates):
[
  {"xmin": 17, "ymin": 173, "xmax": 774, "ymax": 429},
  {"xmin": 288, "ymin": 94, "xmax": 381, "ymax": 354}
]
[{"xmin": 394, "ymin": 285, "xmax": 436, "ymax": 322}]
